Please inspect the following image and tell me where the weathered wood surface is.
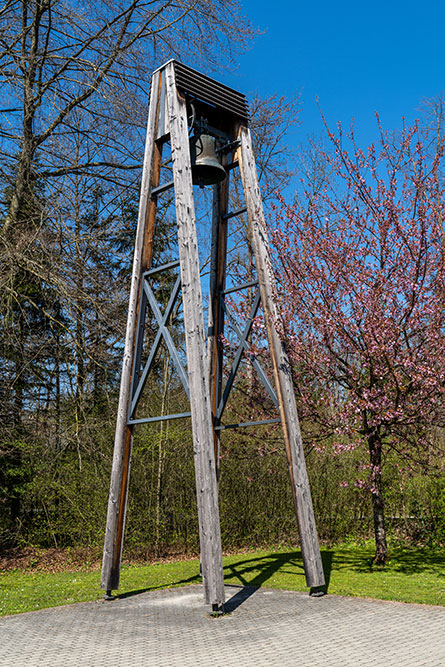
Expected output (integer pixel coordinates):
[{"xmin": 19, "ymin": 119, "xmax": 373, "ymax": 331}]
[
  {"xmin": 207, "ymin": 157, "xmax": 229, "ymax": 479},
  {"xmin": 238, "ymin": 126, "xmax": 325, "ymax": 589},
  {"xmin": 101, "ymin": 71, "xmax": 163, "ymax": 592},
  {"xmin": 165, "ymin": 62, "xmax": 225, "ymax": 606}
]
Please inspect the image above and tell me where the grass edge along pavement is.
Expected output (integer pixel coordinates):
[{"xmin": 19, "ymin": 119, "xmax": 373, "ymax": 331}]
[{"xmin": 0, "ymin": 542, "xmax": 443, "ymax": 616}]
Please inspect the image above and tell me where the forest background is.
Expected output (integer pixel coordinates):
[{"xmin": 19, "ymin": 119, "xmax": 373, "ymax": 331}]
[{"xmin": 0, "ymin": 0, "xmax": 443, "ymax": 568}]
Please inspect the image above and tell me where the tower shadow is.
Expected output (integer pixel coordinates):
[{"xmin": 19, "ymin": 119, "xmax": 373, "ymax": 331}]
[{"xmin": 223, "ymin": 550, "xmax": 333, "ymax": 613}]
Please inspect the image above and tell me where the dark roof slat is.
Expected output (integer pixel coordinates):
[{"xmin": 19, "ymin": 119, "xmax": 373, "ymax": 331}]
[{"xmin": 173, "ymin": 61, "xmax": 249, "ymax": 121}]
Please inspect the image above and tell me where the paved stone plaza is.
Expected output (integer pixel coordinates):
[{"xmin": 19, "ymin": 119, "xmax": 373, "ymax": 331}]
[{"xmin": 1, "ymin": 584, "xmax": 444, "ymax": 666}]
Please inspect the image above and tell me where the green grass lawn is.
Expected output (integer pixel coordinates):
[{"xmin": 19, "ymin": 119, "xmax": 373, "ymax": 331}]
[{"xmin": 1, "ymin": 543, "xmax": 443, "ymax": 616}]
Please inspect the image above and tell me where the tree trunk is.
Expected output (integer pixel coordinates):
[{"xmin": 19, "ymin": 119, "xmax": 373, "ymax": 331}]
[
  {"xmin": 3, "ymin": 0, "xmax": 38, "ymax": 236},
  {"xmin": 368, "ymin": 429, "xmax": 388, "ymax": 564}
]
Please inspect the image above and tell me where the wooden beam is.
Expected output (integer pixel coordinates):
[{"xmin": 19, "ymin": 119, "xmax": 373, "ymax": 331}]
[
  {"xmin": 208, "ymin": 155, "xmax": 230, "ymax": 478},
  {"xmin": 165, "ymin": 62, "xmax": 225, "ymax": 607},
  {"xmin": 238, "ymin": 126, "xmax": 325, "ymax": 589},
  {"xmin": 101, "ymin": 70, "xmax": 163, "ymax": 593}
]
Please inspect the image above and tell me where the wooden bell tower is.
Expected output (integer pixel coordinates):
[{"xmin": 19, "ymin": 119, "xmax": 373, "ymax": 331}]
[{"xmin": 101, "ymin": 60, "xmax": 325, "ymax": 609}]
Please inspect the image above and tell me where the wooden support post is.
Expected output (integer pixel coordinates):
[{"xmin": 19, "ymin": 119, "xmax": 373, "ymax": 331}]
[
  {"xmin": 238, "ymin": 126, "xmax": 325, "ymax": 589},
  {"xmin": 207, "ymin": 156, "xmax": 230, "ymax": 479},
  {"xmin": 165, "ymin": 62, "xmax": 225, "ymax": 606},
  {"xmin": 101, "ymin": 71, "xmax": 164, "ymax": 593}
]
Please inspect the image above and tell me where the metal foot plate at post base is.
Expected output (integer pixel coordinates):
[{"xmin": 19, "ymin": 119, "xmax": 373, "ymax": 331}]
[
  {"xmin": 211, "ymin": 602, "xmax": 225, "ymax": 616},
  {"xmin": 103, "ymin": 590, "xmax": 116, "ymax": 601},
  {"xmin": 309, "ymin": 587, "xmax": 326, "ymax": 597}
]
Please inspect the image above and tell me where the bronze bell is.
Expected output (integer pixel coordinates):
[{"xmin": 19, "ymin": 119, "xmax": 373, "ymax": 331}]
[{"xmin": 190, "ymin": 134, "xmax": 226, "ymax": 187}]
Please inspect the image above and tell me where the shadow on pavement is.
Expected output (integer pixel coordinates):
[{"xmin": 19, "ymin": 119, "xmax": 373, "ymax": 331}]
[
  {"xmin": 223, "ymin": 550, "xmax": 334, "ymax": 611},
  {"xmin": 117, "ymin": 549, "xmax": 337, "ymax": 609},
  {"xmin": 116, "ymin": 571, "xmax": 201, "ymax": 600},
  {"xmin": 224, "ymin": 585, "xmax": 258, "ymax": 612}
]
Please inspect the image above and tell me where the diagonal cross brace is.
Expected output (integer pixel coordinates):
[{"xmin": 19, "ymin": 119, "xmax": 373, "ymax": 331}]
[
  {"xmin": 215, "ymin": 290, "xmax": 278, "ymax": 422},
  {"xmin": 224, "ymin": 299, "xmax": 279, "ymax": 411},
  {"xmin": 143, "ymin": 277, "xmax": 190, "ymax": 399},
  {"xmin": 129, "ymin": 273, "xmax": 189, "ymax": 420},
  {"xmin": 215, "ymin": 291, "xmax": 260, "ymax": 422}
]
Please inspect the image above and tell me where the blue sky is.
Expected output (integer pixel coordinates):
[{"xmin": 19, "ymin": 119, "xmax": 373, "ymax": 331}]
[{"xmin": 220, "ymin": 0, "xmax": 445, "ymax": 148}]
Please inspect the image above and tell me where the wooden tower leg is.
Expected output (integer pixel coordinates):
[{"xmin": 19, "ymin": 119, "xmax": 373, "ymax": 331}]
[
  {"xmin": 238, "ymin": 126, "xmax": 325, "ymax": 589},
  {"xmin": 165, "ymin": 63, "xmax": 225, "ymax": 607},
  {"xmin": 208, "ymin": 159, "xmax": 230, "ymax": 479},
  {"xmin": 101, "ymin": 71, "xmax": 163, "ymax": 594}
]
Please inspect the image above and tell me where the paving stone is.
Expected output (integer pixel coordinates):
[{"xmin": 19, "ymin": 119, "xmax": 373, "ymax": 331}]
[{"xmin": 1, "ymin": 585, "xmax": 444, "ymax": 666}]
